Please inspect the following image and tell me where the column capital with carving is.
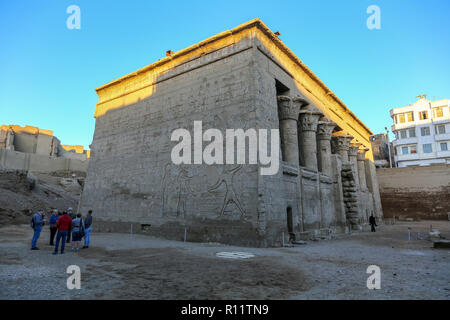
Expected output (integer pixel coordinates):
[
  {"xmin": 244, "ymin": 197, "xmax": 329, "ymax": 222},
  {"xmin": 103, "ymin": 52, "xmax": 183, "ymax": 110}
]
[
  {"xmin": 357, "ymin": 147, "xmax": 369, "ymax": 161},
  {"xmin": 277, "ymin": 96, "xmax": 301, "ymax": 121},
  {"xmin": 292, "ymin": 96, "xmax": 310, "ymax": 110},
  {"xmin": 348, "ymin": 143, "xmax": 362, "ymax": 157},
  {"xmin": 299, "ymin": 110, "xmax": 322, "ymax": 132},
  {"xmin": 331, "ymin": 134, "xmax": 353, "ymax": 152},
  {"xmin": 317, "ymin": 121, "xmax": 337, "ymax": 140}
]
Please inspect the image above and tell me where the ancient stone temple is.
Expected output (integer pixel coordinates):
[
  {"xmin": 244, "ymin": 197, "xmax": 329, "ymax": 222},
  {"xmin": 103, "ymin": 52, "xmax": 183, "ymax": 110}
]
[{"xmin": 80, "ymin": 18, "xmax": 383, "ymax": 247}]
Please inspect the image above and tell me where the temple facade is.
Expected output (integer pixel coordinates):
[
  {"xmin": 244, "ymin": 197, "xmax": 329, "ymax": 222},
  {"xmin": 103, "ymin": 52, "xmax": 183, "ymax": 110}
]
[{"xmin": 80, "ymin": 19, "xmax": 383, "ymax": 247}]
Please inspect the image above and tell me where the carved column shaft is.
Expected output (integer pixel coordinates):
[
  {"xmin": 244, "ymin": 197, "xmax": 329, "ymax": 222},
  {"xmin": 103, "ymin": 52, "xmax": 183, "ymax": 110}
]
[
  {"xmin": 317, "ymin": 121, "xmax": 337, "ymax": 176},
  {"xmin": 348, "ymin": 144, "xmax": 361, "ymax": 188},
  {"xmin": 357, "ymin": 148, "xmax": 369, "ymax": 190},
  {"xmin": 277, "ymin": 96, "xmax": 301, "ymax": 167},
  {"xmin": 299, "ymin": 110, "xmax": 322, "ymax": 171}
]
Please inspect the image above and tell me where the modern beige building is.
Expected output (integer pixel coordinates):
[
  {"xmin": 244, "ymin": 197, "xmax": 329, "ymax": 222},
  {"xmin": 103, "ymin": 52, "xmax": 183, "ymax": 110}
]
[{"xmin": 390, "ymin": 96, "xmax": 450, "ymax": 167}]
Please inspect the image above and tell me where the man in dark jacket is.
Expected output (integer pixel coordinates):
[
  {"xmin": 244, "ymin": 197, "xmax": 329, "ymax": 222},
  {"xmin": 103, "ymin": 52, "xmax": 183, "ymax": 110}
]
[
  {"xmin": 83, "ymin": 210, "xmax": 93, "ymax": 249},
  {"xmin": 369, "ymin": 214, "xmax": 377, "ymax": 232},
  {"xmin": 66, "ymin": 207, "xmax": 74, "ymax": 243},
  {"xmin": 49, "ymin": 209, "xmax": 59, "ymax": 245},
  {"xmin": 31, "ymin": 209, "xmax": 45, "ymax": 250}
]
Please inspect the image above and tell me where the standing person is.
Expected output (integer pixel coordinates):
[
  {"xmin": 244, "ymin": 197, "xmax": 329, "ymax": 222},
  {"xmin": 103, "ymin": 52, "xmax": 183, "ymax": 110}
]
[
  {"xmin": 83, "ymin": 210, "xmax": 93, "ymax": 249},
  {"xmin": 31, "ymin": 209, "xmax": 45, "ymax": 250},
  {"xmin": 53, "ymin": 211, "xmax": 72, "ymax": 255},
  {"xmin": 49, "ymin": 209, "xmax": 59, "ymax": 245},
  {"xmin": 369, "ymin": 214, "xmax": 377, "ymax": 232},
  {"xmin": 66, "ymin": 207, "xmax": 74, "ymax": 243},
  {"xmin": 71, "ymin": 213, "xmax": 85, "ymax": 253}
]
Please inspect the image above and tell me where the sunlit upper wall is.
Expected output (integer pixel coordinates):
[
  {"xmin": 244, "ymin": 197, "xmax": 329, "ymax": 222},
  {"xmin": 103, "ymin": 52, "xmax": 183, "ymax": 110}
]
[
  {"xmin": 94, "ymin": 18, "xmax": 374, "ymax": 159},
  {"xmin": 1, "ymin": 124, "xmax": 53, "ymax": 136},
  {"xmin": 61, "ymin": 144, "xmax": 88, "ymax": 155}
]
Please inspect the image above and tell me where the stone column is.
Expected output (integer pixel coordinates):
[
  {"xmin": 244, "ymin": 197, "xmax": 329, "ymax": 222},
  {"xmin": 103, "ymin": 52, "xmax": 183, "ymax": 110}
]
[
  {"xmin": 317, "ymin": 121, "xmax": 337, "ymax": 176},
  {"xmin": 277, "ymin": 96, "xmax": 301, "ymax": 167},
  {"xmin": 331, "ymin": 134, "xmax": 353, "ymax": 163},
  {"xmin": 357, "ymin": 147, "xmax": 369, "ymax": 191},
  {"xmin": 298, "ymin": 110, "xmax": 322, "ymax": 170},
  {"xmin": 348, "ymin": 143, "xmax": 361, "ymax": 188}
]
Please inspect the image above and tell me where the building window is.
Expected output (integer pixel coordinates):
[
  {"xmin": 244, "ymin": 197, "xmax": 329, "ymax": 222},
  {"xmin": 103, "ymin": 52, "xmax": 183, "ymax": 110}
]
[
  {"xmin": 398, "ymin": 114, "xmax": 405, "ymax": 123},
  {"xmin": 419, "ymin": 111, "xmax": 429, "ymax": 120},
  {"xmin": 400, "ymin": 130, "xmax": 407, "ymax": 139},
  {"xmin": 423, "ymin": 143, "xmax": 432, "ymax": 153},
  {"xmin": 421, "ymin": 127, "xmax": 430, "ymax": 136},
  {"xmin": 409, "ymin": 128, "xmax": 416, "ymax": 137},
  {"xmin": 406, "ymin": 112, "xmax": 414, "ymax": 122},
  {"xmin": 432, "ymin": 107, "xmax": 444, "ymax": 118},
  {"xmin": 441, "ymin": 142, "xmax": 448, "ymax": 151},
  {"xmin": 435, "ymin": 124, "xmax": 446, "ymax": 134},
  {"xmin": 400, "ymin": 145, "xmax": 417, "ymax": 155}
]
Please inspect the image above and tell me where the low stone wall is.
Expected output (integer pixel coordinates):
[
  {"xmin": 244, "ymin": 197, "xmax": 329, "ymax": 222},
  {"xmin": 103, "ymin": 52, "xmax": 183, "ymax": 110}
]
[
  {"xmin": 92, "ymin": 219, "xmax": 272, "ymax": 247},
  {"xmin": 0, "ymin": 148, "xmax": 88, "ymax": 173},
  {"xmin": 377, "ymin": 164, "xmax": 450, "ymax": 220}
]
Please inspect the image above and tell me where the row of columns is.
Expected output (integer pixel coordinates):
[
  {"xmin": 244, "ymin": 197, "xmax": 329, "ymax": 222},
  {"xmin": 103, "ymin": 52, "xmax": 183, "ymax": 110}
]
[
  {"xmin": 277, "ymin": 95, "xmax": 369, "ymax": 190},
  {"xmin": 278, "ymin": 95, "xmax": 334, "ymax": 174},
  {"xmin": 317, "ymin": 121, "xmax": 338, "ymax": 175},
  {"xmin": 331, "ymin": 136, "xmax": 369, "ymax": 190}
]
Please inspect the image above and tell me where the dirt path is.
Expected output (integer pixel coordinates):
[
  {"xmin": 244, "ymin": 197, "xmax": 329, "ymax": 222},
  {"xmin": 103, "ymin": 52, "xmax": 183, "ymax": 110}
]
[{"xmin": 0, "ymin": 221, "xmax": 449, "ymax": 299}]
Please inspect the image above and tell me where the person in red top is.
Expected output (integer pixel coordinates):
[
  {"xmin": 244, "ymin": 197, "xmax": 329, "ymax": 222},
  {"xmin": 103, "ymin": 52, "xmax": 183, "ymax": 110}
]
[{"xmin": 52, "ymin": 211, "xmax": 72, "ymax": 255}]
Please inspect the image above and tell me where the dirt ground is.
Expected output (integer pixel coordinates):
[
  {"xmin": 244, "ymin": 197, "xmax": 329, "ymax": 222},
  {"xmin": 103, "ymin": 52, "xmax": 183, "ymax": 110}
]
[
  {"xmin": 0, "ymin": 220, "xmax": 449, "ymax": 300},
  {"xmin": 0, "ymin": 170, "xmax": 83, "ymax": 225}
]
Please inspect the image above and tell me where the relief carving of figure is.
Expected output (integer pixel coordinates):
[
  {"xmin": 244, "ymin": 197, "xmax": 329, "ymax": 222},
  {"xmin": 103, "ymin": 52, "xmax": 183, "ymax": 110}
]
[
  {"xmin": 175, "ymin": 168, "xmax": 194, "ymax": 218},
  {"xmin": 208, "ymin": 164, "xmax": 246, "ymax": 217},
  {"xmin": 161, "ymin": 164, "xmax": 194, "ymax": 218}
]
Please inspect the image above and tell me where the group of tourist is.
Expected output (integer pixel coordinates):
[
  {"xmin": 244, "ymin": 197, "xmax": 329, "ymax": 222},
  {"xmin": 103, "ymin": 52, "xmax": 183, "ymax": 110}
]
[{"xmin": 30, "ymin": 207, "xmax": 93, "ymax": 254}]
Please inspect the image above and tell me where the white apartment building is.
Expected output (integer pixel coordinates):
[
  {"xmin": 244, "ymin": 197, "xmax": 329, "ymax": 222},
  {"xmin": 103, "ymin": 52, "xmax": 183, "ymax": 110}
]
[{"xmin": 390, "ymin": 95, "xmax": 450, "ymax": 167}]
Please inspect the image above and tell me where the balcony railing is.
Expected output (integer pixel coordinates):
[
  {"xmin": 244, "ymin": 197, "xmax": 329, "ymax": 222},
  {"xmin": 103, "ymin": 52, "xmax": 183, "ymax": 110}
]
[{"xmin": 392, "ymin": 137, "xmax": 418, "ymax": 147}]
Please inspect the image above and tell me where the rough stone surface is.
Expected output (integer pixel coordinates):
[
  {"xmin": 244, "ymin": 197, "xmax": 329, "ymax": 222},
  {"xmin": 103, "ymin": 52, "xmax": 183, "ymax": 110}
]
[
  {"xmin": 80, "ymin": 19, "xmax": 382, "ymax": 246},
  {"xmin": 377, "ymin": 164, "xmax": 450, "ymax": 220}
]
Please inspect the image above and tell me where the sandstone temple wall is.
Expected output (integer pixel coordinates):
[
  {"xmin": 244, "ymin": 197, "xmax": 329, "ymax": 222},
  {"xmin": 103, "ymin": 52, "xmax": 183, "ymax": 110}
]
[
  {"xmin": 80, "ymin": 19, "xmax": 383, "ymax": 246},
  {"xmin": 81, "ymin": 41, "xmax": 268, "ymax": 245}
]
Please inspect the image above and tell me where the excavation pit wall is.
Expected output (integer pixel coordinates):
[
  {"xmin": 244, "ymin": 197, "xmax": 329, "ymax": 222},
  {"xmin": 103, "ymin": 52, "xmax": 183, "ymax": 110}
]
[{"xmin": 377, "ymin": 164, "xmax": 450, "ymax": 220}]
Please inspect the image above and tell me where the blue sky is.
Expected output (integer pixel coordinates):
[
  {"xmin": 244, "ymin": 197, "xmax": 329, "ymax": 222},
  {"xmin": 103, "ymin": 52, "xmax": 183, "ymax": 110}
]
[{"xmin": 1, "ymin": 0, "xmax": 449, "ymax": 148}]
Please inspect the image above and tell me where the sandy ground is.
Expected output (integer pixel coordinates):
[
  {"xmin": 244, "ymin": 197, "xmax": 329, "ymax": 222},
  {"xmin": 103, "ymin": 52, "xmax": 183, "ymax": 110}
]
[{"xmin": 0, "ymin": 220, "xmax": 449, "ymax": 300}]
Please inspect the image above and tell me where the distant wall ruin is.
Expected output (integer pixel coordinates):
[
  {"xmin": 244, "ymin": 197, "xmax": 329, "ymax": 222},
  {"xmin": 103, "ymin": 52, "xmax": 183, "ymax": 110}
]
[
  {"xmin": 0, "ymin": 148, "xmax": 88, "ymax": 173},
  {"xmin": 0, "ymin": 125, "xmax": 89, "ymax": 173},
  {"xmin": 0, "ymin": 125, "xmax": 90, "ymax": 161}
]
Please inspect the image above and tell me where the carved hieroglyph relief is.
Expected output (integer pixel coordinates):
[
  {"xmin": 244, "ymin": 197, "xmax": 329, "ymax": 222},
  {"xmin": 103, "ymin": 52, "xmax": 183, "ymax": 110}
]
[
  {"xmin": 161, "ymin": 163, "xmax": 195, "ymax": 218},
  {"xmin": 208, "ymin": 164, "xmax": 246, "ymax": 217}
]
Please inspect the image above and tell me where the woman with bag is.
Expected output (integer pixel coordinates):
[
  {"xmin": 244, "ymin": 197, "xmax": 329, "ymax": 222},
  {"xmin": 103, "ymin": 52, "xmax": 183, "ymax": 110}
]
[{"xmin": 71, "ymin": 213, "xmax": 85, "ymax": 252}]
